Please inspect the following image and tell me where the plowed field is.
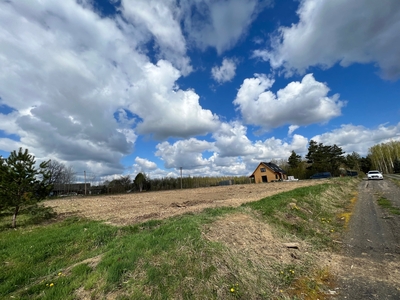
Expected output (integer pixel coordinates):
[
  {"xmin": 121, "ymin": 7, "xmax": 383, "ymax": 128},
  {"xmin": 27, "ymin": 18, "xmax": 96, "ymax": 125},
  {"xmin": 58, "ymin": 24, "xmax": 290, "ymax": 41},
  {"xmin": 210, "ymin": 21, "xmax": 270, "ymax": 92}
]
[{"xmin": 44, "ymin": 180, "xmax": 325, "ymax": 225}]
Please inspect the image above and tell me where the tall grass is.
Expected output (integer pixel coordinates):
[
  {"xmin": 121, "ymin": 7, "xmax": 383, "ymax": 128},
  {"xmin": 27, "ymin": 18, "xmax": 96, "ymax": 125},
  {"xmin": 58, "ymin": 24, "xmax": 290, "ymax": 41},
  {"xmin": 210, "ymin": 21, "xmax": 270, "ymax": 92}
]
[{"xmin": 243, "ymin": 182, "xmax": 351, "ymax": 249}]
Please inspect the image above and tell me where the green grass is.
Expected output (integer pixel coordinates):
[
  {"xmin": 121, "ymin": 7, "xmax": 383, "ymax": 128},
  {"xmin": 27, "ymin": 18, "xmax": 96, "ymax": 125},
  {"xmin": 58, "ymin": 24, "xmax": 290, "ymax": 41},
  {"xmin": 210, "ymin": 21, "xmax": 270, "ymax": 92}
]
[
  {"xmin": 0, "ymin": 204, "xmax": 56, "ymax": 231},
  {"xmin": 377, "ymin": 197, "xmax": 400, "ymax": 215},
  {"xmin": 0, "ymin": 177, "xmax": 360, "ymax": 300},
  {"xmin": 0, "ymin": 217, "xmax": 118, "ymax": 299},
  {"xmin": 243, "ymin": 181, "xmax": 351, "ymax": 249}
]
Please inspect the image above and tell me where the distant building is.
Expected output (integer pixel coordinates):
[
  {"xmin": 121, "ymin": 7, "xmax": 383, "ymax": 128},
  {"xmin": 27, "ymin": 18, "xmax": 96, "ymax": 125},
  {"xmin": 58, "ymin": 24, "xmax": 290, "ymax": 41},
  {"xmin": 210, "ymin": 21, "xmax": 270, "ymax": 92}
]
[
  {"xmin": 249, "ymin": 162, "xmax": 287, "ymax": 183},
  {"xmin": 52, "ymin": 183, "xmax": 91, "ymax": 196}
]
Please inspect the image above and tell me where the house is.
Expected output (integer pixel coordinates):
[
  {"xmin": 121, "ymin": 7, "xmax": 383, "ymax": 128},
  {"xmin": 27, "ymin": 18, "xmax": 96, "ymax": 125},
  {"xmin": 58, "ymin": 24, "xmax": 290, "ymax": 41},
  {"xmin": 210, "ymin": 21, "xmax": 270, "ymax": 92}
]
[{"xmin": 249, "ymin": 162, "xmax": 287, "ymax": 183}]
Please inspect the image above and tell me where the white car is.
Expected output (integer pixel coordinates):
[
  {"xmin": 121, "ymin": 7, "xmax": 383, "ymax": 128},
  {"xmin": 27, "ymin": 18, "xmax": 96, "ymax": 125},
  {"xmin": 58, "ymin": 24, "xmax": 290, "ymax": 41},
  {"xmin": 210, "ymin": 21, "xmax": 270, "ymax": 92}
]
[{"xmin": 367, "ymin": 170, "xmax": 383, "ymax": 180}]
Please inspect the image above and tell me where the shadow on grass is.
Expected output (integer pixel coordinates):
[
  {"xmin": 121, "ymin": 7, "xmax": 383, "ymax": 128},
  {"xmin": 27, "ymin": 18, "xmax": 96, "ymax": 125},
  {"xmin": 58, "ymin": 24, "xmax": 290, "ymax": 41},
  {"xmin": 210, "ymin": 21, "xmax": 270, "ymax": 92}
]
[{"xmin": 0, "ymin": 204, "xmax": 56, "ymax": 231}]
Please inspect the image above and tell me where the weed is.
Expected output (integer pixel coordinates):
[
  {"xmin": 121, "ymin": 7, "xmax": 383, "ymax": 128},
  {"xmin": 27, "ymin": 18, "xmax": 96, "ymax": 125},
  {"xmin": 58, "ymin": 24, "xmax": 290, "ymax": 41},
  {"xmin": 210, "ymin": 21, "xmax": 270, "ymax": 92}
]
[{"xmin": 377, "ymin": 197, "xmax": 400, "ymax": 215}]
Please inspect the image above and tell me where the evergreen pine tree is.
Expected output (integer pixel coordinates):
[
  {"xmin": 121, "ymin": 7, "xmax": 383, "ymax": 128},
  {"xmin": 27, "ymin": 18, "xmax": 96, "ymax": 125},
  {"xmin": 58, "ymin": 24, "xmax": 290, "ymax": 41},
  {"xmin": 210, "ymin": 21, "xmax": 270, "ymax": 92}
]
[{"xmin": 0, "ymin": 148, "xmax": 51, "ymax": 228}]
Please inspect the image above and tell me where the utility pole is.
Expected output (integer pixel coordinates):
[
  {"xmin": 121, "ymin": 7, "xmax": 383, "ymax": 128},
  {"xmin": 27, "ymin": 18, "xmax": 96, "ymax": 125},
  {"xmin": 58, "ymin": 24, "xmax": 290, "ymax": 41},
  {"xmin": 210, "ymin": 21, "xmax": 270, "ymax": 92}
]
[
  {"xmin": 180, "ymin": 167, "xmax": 182, "ymax": 189},
  {"xmin": 84, "ymin": 171, "xmax": 87, "ymax": 195}
]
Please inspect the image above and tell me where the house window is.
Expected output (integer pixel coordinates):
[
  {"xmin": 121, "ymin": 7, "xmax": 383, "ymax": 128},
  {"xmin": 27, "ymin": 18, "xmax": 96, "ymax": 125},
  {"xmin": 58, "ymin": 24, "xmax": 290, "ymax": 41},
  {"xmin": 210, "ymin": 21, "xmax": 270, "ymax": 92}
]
[{"xmin": 260, "ymin": 168, "xmax": 266, "ymax": 172}]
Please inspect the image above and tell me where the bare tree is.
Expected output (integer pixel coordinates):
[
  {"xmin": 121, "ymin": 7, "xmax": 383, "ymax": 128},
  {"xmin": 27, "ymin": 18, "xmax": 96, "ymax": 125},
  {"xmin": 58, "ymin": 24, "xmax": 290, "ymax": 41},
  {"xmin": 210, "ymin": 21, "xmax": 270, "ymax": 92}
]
[
  {"xmin": 59, "ymin": 166, "xmax": 76, "ymax": 193},
  {"xmin": 47, "ymin": 160, "xmax": 66, "ymax": 185},
  {"xmin": 119, "ymin": 175, "xmax": 131, "ymax": 191}
]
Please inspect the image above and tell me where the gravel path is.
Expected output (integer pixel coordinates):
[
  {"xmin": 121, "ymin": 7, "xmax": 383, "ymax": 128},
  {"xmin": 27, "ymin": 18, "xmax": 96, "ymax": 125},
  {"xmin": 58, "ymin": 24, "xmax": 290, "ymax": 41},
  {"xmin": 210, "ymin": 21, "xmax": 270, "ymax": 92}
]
[{"xmin": 334, "ymin": 179, "xmax": 400, "ymax": 299}]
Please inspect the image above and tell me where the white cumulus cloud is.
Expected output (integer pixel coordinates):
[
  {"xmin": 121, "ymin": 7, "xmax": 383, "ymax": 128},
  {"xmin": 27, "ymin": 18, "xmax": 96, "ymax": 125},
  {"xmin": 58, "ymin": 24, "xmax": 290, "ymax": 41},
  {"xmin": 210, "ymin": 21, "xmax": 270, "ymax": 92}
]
[
  {"xmin": 288, "ymin": 125, "xmax": 299, "ymax": 135},
  {"xmin": 155, "ymin": 138, "xmax": 215, "ymax": 169},
  {"xmin": 211, "ymin": 58, "xmax": 237, "ymax": 83},
  {"xmin": 312, "ymin": 123, "xmax": 400, "ymax": 156},
  {"xmin": 130, "ymin": 60, "xmax": 220, "ymax": 140},
  {"xmin": 234, "ymin": 73, "xmax": 345, "ymax": 130},
  {"xmin": 254, "ymin": 0, "xmax": 400, "ymax": 79},
  {"xmin": 0, "ymin": 0, "xmax": 220, "ymax": 176},
  {"xmin": 212, "ymin": 122, "xmax": 257, "ymax": 157},
  {"xmin": 120, "ymin": 0, "xmax": 192, "ymax": 75},
  {"xmin": 134, "ymin": 157, "xmax": 158, "ymax": 171},
  {"xmin": 154, "ymin": 122, "xmax": 311, "ymax": 176}
]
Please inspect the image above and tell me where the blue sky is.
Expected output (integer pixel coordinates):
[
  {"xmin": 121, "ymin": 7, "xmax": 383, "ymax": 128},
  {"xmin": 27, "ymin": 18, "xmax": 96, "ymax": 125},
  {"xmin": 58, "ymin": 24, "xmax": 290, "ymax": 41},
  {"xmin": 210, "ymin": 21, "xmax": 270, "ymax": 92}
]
[{"xmin": 0, "ymin": 0, "xmax": 399, "ymax": 181}]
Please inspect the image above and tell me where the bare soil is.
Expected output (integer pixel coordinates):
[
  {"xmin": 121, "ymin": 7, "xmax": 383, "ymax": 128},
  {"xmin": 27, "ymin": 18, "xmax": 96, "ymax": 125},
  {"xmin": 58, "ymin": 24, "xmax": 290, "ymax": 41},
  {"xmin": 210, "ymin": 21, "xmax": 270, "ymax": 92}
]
[{"xmin": 44, "ymin": 180, "xmax": 324, "ymax": 226}]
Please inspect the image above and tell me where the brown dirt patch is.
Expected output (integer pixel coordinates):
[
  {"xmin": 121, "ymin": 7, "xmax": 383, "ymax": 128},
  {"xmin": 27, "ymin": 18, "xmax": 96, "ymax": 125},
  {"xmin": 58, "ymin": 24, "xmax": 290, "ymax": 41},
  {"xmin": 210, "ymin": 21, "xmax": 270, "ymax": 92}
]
[
  {"xmin": 203, "ymin": 213, "xmax": 310, "ymax": 265},
  {"xmin": 44, "ymin": 181, "xmax": 325, "ymax": 226}
]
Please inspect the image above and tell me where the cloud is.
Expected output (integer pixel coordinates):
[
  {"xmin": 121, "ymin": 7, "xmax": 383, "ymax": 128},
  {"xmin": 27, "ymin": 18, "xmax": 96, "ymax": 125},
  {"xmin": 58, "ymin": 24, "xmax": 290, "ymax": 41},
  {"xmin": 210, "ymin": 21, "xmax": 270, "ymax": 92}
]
[
  {"xmin": 288, "ymin": 125, "xmax": 299, "ymax": 135},
  {"xmin": 234, "ymin": 73, "xmax": 345, "ymax": 130},
  {"xmin": 312, "ymin": 123, "xmax": 400, "ymax": 156},
  {"xmin": 155, "ymin": 122, "xmax": 310, "ymax": 175},
  {"xmin": 151, "ymin": 122, "xmax": 400, "ymax": 177},
  {"xmin": 212, "ymin": 122, "xmax": 257, "ymax": 157},
  {"xmin": 120, "ymin": 0, "xmax": 269, "ymax": 70},
  {"xmin": 155, "ymin": 138, "xmax": 214, "ymax": 169},
  {"xmin": 0, "ymin": 1, "xmax": 219, "ymax": 176},
  {"xmin": 134, "ymin": 157, "xmax": 158, "ymax": 172},
  {"xmin": 120, "ymin": 0, "xmax": 192, "ymax": 75},
  {"xmin": 251, "ymin": 134, "xmax": 309, "ymax": 162},
  {"xmin": 254, "ymin": 0, "xmax": 400, "ymax": 79},
  {"xmin": 181, "ymin": 0, "xmax": 270, "ymax": 54},
  {"xmin": 129, "ymin": 60, "xmax": 220, "ymax": 140},
  {"xmin": 0, "ymin": 0, "xmax": 144, "ymax": 174},
  {"xmin": 211, "ymin": 58, "xmax": 237, "ymax": 83}
]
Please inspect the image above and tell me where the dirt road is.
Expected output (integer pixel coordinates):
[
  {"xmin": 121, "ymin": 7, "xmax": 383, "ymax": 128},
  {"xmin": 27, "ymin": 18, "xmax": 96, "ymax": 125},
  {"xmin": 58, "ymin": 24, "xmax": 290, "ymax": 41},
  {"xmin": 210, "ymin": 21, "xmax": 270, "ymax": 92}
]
[{"xmin": 334, "ymin": 179, "xmax": 400, "ymax": 299}]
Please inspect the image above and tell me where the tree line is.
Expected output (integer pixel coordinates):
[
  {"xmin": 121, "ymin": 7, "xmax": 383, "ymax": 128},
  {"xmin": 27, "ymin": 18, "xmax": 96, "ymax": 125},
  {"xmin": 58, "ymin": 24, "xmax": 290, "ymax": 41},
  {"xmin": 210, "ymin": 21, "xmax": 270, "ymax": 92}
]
[
  {"xmin": 2, "ymin": 141, "xmax": 399, "ymax": 227},
  {"xmin": 285, "ymin": 140, "xmax": 400, "ymax": 180},
  {"xmin": 368, "ymin": 141, "xmax": 400, "ymax": 174},
  {"xmin": 285, "ymin": 140, "xmax": 348, "ymax": 179},
  {"xmin": 104, "ymin": 173, "xmax": 251, "ymax": 193}
]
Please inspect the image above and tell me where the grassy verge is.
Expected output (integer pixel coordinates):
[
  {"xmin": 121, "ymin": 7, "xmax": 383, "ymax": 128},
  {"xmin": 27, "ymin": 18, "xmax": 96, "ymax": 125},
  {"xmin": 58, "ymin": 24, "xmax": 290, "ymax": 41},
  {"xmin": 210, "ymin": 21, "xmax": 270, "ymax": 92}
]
[
  {"xmin": 0, "ymin": 177, "xmax": 359, "ymax": 300},
  {"xmin": 389, "ymin": 176, "xmax": 400, "ymax": 188},
  {"xmin": 377, "ymin": 196, "xmax": 400, "ymax": 215}
]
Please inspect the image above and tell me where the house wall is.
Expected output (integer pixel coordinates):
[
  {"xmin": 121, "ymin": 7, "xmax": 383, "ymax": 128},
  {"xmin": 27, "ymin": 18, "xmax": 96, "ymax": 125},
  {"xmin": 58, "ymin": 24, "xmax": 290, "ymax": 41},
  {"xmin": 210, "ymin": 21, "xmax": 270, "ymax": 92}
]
[
  {"xmin": 252, "ymin": 164, "xmax": 287, "ymax": 183},
  {"xmin": 253, "ymin": 165, "xmax": 275, "ymax": 183}
]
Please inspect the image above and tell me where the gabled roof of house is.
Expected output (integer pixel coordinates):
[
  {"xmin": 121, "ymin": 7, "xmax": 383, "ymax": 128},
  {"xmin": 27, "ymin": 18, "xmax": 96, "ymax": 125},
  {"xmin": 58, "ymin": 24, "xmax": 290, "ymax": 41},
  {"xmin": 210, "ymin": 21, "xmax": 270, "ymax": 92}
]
[
  {"xmin": 249, "ymin": 161, "xmax": 287, "ymax": 177},
  {"xmin": 261, "ymin": 162, "xmax": 286, "ymax": 174}
]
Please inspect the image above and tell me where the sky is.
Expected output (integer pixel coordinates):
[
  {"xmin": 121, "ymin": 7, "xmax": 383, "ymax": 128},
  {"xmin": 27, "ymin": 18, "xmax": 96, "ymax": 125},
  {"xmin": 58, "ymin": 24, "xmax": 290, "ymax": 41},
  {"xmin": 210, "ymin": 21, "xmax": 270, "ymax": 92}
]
[{"xmin": 1, "ymin": 0, "xmax": 400, "ymax": 182}]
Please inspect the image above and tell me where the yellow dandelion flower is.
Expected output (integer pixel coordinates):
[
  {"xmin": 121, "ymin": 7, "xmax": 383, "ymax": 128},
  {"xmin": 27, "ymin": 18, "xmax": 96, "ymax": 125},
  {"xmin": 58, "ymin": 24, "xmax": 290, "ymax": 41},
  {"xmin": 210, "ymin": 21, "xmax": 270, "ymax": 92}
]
[
  {"xmin": 230, "ymin": 288, "xmax": 235, "ymax": 293},
  {"xmin": 58, "ymin": 272, "xmax": 62, "ymax": 276},
  {"xmin": 49, "ymin": 283, "xmax": 54, "ymax": 287}
]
